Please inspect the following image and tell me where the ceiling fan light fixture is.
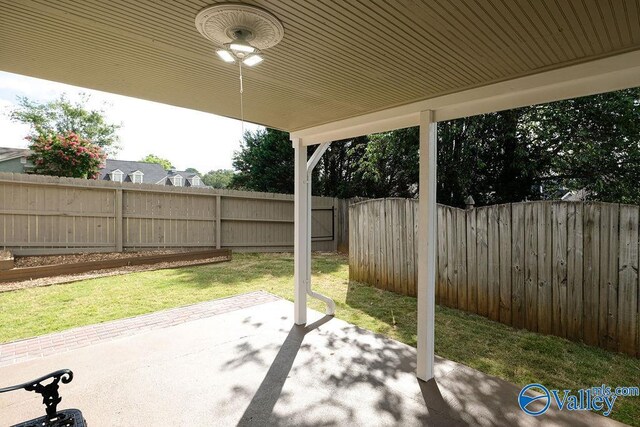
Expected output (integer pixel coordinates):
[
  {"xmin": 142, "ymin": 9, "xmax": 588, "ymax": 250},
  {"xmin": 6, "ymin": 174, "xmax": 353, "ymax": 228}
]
[
  {"xmin": 229, "ymin": 41, "xmax": 256, "ymax": 54},
  {"xmin": 195, "ymin": 3, "xmax": 284, "ymax": 134},
  {"xmin": 195, "ymin": 3, "xmax": 284, "ymax": 67},
  {"xmin": 243, "ymin": 54, "xmax": 263, "ymax": 67},
  {"xmin": 216, "ymin": 49, "xmax": 235, "ymax": 63}
]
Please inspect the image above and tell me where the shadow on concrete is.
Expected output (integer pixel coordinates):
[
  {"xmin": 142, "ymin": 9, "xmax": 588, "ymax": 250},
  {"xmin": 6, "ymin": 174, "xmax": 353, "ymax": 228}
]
[
  {"xmin": 229, "ymin": 314, "xmax": 467, "ymax": 426},
  {"xmin": 237, "ymin": 315, "xmax": 334, "ymax": 426},
  {"xmin": 226, "ymin": 309, "xmax": 614, "ymax": 427}
]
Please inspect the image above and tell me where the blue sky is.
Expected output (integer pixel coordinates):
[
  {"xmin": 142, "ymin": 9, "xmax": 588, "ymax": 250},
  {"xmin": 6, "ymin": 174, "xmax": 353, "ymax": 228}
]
[{"xmin": 0, "ymin": 71, "xmax": 262, "ymax": 172}]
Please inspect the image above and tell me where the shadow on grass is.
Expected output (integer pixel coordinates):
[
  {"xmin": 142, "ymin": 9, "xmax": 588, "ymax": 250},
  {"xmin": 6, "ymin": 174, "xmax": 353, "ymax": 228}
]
[
  {"xmin": 157, "ymin": 252, "xmax": 345, "ymax": 290},
  {"xmin": 344, "ymin": 281, "xmax": 418, "ymax": 345}
]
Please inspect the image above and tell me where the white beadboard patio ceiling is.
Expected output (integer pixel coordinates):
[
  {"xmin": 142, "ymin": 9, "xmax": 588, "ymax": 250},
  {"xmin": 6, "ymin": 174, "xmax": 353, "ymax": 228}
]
[{"xmin": 1, "ymin": 0, "xmax": 639, "ymax": 132}]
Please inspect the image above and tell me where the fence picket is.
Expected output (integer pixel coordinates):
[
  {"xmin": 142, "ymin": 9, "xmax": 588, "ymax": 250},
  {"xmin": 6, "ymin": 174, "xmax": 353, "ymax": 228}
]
[
  {"xmin": 567, "ymin": 203, "xmax": 584, "ymax": 341},
  {"xmin": 399, "ymin": 200, "xmax": 409, "ymax": 296},
  {"xmin": 511, "ymin": 203, "xmax": 525, "ymax": 328},
  {"xmin": 618, "ymin": 205, "xmax": 638, "ymax": 355},
  {"xmin": 583, "ymin": 204, "xmax": 600, "ymax": 346},
  {"xmin": 552, "ymin": 202, "xmax": 568, "ymax": 338},
  {"xmin": 437, "ymin": 205, "xmax": 448, "ymax": 305},
  {"xmin": 487, "ymin": 206, "xmax": 500, "ymax": 321},
  {"xmin": 385, "ymin": 199, "xmax": 395, "ymax": 291},
  {"xmin": 379, "ymin": 201, "xmax": 387, "ymax": 289},
  {"xmin": 499, "ymin": 204, "xmax": 512, "ymax": 324},
  {"xmin": 537, "ymin": 202, "xmax": 553, "ymax": 335},
  {"xmin": 406, "ymin": 200, "xmax": 416, "ymax": 296},
  {"xmin": 599, "ymin": 204, "xmax": 620, "ymax": 350},
  {"xmin": 476, "ymin": 208, "xmax": 489, "ymax": 317},
  {"xmin": 466, "ymin": 208, "xmax": 478, "ymax": 313},
  {"xmin": 456, "ymin": 209, "xmax": 468, "ymax": 311},
  {"xmin": 372, "ymin": 199, "xmax": 381, "ymax": 287},
  {"xmin": 394, "ymin": 200, "xmax": 404, "ymax": 294},
  {"xmin": 368, "ymin": 201, "xmax": 376, "ymax": 286},
  {"xmin": 446, "ymin": 207, "xmax": 457, "ymax": 307}
]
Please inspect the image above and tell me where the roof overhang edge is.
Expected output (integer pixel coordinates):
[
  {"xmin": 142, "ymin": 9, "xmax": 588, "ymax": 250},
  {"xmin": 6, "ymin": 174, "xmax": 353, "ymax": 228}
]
[{"xmin": 291, "ymin": 50, "xmax": 640, "ymax": 146}]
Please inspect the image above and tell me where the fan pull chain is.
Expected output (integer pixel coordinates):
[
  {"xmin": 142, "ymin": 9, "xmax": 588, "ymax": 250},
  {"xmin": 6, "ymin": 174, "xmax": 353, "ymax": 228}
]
[{"xmin": 239, "ymin": 60, "xmax": 245, "ymax": 137}]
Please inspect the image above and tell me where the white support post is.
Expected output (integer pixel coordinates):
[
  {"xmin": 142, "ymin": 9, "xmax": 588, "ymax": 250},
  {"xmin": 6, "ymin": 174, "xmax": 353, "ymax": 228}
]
[
  {"xmin": 417, "ymin": 110, "xmax": 437, "ymax": 381},
  {"xmin": 293, "ymin": 137, "xmax": 308, "ymax": 325}
]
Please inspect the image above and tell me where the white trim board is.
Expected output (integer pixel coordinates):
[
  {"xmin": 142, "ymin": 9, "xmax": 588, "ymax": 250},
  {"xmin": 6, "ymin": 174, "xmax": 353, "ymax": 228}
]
[{"xmin": 290, "ymin": 50, "xmax": 640, "ymax": 146}]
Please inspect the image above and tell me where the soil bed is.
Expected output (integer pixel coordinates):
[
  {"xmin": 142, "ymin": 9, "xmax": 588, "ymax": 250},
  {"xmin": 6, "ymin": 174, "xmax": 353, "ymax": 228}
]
[
  {"xmin": 14, "ymin": 250, "xmax": 188, "ymax": 268},
  {"xmin": 2, "ymin": 250, "xmax": 229, "ymax": 292}
]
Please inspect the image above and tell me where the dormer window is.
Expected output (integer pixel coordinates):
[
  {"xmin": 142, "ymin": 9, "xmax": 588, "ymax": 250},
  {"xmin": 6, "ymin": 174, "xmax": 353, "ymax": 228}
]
[
  {"xmin": 130, "ymin": 170, "xmax": 144, "ymax": 184},
  {"xmin": 171, "ymin": 175, "xmax": 183, "ymax": 187},
  {"xmin": 191, "ymin": 176, "xmax": 201, "ymax": 186},
  {"xmin": 110, "ymin": 169, "xmax": 124, "ymax": 183}
]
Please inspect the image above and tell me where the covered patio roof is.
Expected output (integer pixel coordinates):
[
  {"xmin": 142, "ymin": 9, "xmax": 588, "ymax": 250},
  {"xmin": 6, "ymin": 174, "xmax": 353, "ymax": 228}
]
[{"xmin": 1, "ymin": 1, "xmax": 639, "ymax": 133}]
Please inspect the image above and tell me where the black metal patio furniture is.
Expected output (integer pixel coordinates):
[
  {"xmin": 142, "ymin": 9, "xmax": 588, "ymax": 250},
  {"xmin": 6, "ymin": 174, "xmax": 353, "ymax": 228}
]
[{"xmin": 0, "ymin": 369, "xmax": 86, "ymax": 427}]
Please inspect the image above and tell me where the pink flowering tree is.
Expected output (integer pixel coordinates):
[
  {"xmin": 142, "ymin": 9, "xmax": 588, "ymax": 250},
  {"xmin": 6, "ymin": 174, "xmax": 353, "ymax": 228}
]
[{"xmin": 28, "ymin": 132, "xmax": 106, "ymax": 179}]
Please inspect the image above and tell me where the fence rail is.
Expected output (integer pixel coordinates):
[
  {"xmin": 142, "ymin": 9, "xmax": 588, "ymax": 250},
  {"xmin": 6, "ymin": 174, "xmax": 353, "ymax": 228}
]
[
  {"xmin": 0, "ymin": 172, "xmax": 339, "ymax": 255},
  {"xmin": 349, "ymin": 198, "xmax": 640, "ymax": 357}
]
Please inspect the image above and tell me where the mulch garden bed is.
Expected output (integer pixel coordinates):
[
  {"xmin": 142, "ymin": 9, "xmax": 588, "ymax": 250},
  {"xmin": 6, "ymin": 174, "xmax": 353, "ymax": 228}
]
[
  {"xmin": 1, "ymin": 249, "xmax": 231, "ymax": 292},
  {"xmin": 13, "ymin": 250, "xmax": 184, "ymax": 268}
]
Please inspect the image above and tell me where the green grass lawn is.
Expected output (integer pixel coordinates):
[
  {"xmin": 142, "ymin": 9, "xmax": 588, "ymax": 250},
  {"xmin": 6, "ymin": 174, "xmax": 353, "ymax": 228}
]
[{"xmin": 1, "ymin": 253, "xmax": 638, "ymax": 425}]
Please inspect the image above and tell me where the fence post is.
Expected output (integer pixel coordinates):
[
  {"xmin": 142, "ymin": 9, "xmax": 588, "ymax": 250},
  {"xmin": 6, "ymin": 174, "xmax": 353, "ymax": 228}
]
[
  {"xmin": 331, "ymin": 197, "xmax": 340, "ymax": 252},
  {"xmin": 465, "ymin": 195, "xmax": 475, "ymax": 210},
  {"xmin": 115, "ymin": 189, "xmax": 123, "ymax": 252},
  {"xmin": 337, "ymin": 198, "xmax": 350, "ymax": 253},
  {"xmin": 216, "ymin": 195, "xmax": 222, "ymax": 249}
]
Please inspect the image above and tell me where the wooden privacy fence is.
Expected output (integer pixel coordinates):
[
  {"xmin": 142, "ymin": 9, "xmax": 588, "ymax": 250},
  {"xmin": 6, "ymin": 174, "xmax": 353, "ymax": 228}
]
[
  {"xmin": 0, "ymin": 172, "xmax": 339, "ymax": 255},
  {"xmin": 335, "ymin": 197, "xmax": 368, "ymax": 253},
  {"xmin": 349, "ymin": 198, "xmax": 640, "ymax": 357}
]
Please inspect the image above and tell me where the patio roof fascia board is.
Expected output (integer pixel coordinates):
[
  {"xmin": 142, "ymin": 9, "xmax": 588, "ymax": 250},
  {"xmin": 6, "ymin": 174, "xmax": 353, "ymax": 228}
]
[{"xmin": 290, "ymin": 49, "xmax": 640, "ymax": 146}]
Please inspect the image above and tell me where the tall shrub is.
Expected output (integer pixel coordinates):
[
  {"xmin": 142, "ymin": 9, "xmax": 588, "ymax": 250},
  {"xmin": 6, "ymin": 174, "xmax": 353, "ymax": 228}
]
[{"xmin": 28, "ymin": 132, "xmax": 106, "ymax": 179}]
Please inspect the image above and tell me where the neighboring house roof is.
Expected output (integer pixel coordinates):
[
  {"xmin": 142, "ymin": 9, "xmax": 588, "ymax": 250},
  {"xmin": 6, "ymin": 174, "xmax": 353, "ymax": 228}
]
[
  {"xmin": 164, "ymin": 169, "xmax": 202, "ymax": 186},
  {"xmin": 99, "ymin": 159, "xmax": 205, "ymax": 187},
  {"xmin": 0, "ymin": 147, "xmax": 31, "ymax": 162},
  {"xmin": 99, "ymin": 159, "xmax": 167, "ymax": 184}
]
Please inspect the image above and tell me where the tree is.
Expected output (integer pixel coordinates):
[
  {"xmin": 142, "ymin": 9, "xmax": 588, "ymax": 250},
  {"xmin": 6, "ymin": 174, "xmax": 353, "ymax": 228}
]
[
  {"xmin": 230, "ymin": 128, "xmax": 370, "ymax": 197},
  {"xmin": 437, "ymin": 108, "xmax": 550, "ymax": 207},
  {"xmin": 202, "ymin": 169, "xmax": 234, "ymax": 188},
  {"xmin": 185, "ymin": 167, "xmax": 200, "ymax": 174},
  {"xmin": 355, "ymin": 128, "xmax": 419, "ymax": 198},
  {"xmin": 28, "ymin": 131, "xmax": 106, "ymax": 179},
  {"xmin": 230, "ymin": 129, "xmax": 295, "ymax": 193},
  {"xmin": 228, "ymin": 89, "xmax": 640, "ymax": 206},
  {"xmin": 358, "ymin": 89, "xmax": 640, "ymax": 207},
  {"xmin": 141, "ymin": 154, "xmax": 173, "ymax": 170},
  {"xmin": 312, "ymin": 136, "xmax": 370, "ymax": 198},
  {"xmin": 10, "ymin": 94, "xmax": 121, "ymax": 154},
  {"xmin": 527, "ymin": 88, "xmax": 640, "ymax": 204}
]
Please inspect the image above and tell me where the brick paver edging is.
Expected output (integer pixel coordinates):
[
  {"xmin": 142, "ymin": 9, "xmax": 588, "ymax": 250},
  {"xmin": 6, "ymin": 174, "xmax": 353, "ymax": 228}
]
[{"xmin": 0, "ymin": 291, "xmax": 281, "ymax": 367}]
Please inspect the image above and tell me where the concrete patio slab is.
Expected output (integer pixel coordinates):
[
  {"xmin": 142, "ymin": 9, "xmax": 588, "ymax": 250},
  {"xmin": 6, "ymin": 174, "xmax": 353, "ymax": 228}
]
[
  {"xmin": 0, "ymin": 293, "xmax": 627, "ymax": 426},
  {"xmin": 0, "ymin": 291, "xmax": 280, "ymax": 367}
]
